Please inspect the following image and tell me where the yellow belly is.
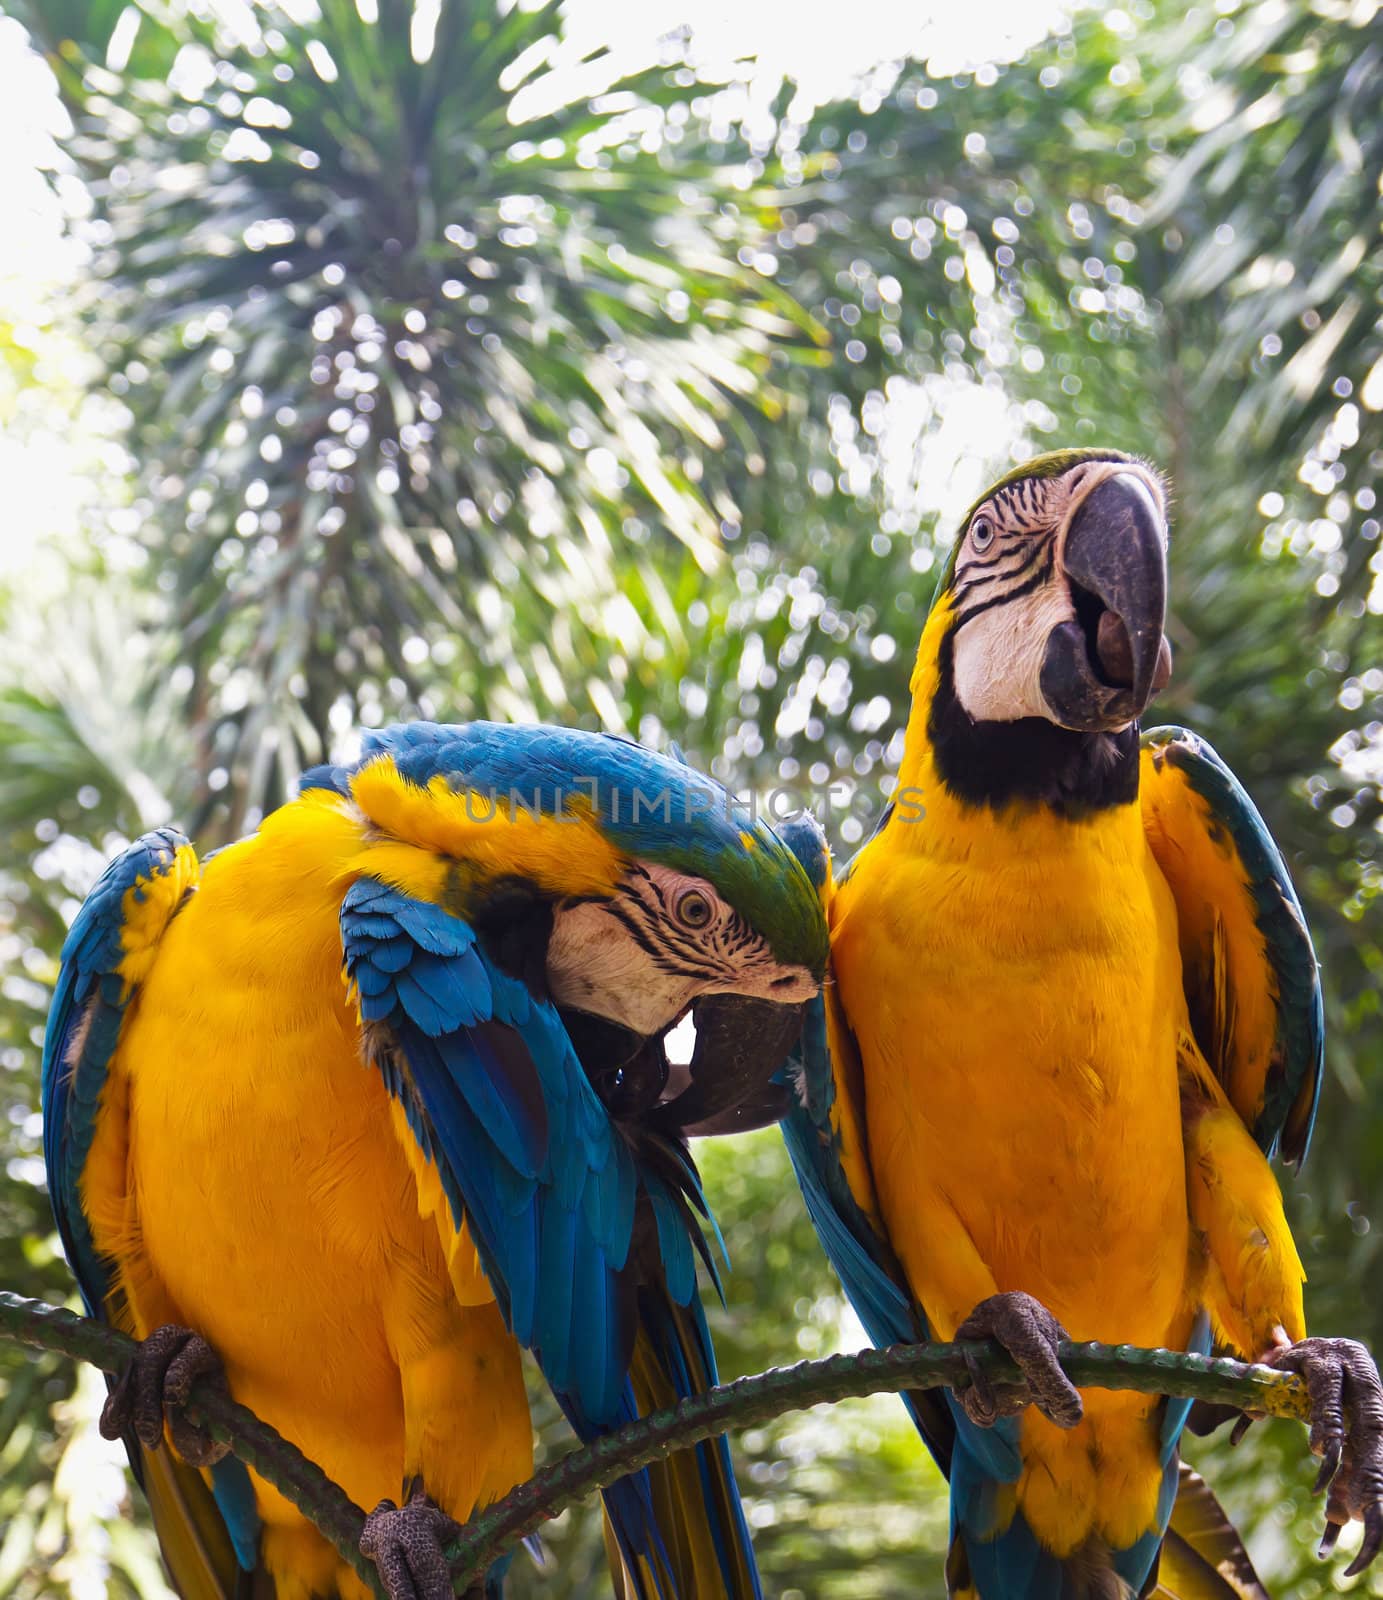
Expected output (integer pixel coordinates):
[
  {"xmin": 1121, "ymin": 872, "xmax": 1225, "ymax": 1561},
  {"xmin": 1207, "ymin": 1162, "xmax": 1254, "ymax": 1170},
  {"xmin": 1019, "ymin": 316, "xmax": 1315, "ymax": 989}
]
[
  {"xmin": 834, "ymin": 808, "xmax": 1196, "ymax": 1556},
  {"xmin": 82, "ymin": 799, "xmax": 532, "ymax": 1598}
]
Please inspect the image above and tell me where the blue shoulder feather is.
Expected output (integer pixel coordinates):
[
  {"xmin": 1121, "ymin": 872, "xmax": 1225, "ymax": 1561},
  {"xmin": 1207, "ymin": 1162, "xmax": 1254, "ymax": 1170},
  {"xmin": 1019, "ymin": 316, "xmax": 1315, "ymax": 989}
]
[{"xmin": 41, "ymin": 827, "xmax": 190, "ymax": 1315}]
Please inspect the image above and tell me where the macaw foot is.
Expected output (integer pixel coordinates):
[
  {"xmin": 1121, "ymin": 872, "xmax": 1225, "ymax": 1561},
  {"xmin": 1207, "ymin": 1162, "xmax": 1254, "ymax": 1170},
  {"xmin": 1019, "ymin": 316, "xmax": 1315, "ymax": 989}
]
[
  {"xmin": 952, "ymin": 1291, "xmax": 1084, "ymax": 1430},
  {"xmin": 1265, "ymin": 1337, "xmax": 1383, "ymax": 1575},
  {"xmin": 360, "ymin": 1487, "xmax": 462, "ymax": 1600},
  {"xmin": 99, "ymin": 1323, "xmax": 230, "ymax": 1467}
]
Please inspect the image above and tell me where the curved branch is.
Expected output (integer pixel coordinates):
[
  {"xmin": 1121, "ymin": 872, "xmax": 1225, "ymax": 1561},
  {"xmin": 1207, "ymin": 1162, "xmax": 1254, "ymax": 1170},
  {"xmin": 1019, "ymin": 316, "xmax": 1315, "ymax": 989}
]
[
  {"xmin": 1, "ymin": 1289, "xmax": 1309, "ymax": 1598},
  {"xmin": 0, "ymin": 1292, "xmax": 381, "ymax": 1597},
  {"xmin": 446, "ymin": 1340, "xmax": 1309, "ymax": 1588}
]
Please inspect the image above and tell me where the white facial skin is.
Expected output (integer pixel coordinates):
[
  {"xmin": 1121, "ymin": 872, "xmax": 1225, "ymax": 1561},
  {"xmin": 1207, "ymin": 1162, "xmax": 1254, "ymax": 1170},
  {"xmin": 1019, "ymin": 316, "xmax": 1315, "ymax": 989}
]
[
  {"xmin": 545, "ymin": 862, "xmax": 818, "ymax": 1036},
  {"xmin": 949, "ymin": 458, "xmax": 1168, "ymax": 727}
]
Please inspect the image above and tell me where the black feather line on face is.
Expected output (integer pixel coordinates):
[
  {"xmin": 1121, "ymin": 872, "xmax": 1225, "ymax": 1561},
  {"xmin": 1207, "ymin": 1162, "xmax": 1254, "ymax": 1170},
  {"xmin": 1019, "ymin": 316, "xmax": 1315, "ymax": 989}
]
[
  {"xmin": 961, "ymin": 542, "xmax": 1035, "ymax": 573},
  {"xmin": 604, "ymin": 896, "xmax": 721, "ymax": 982},
  {"xmin": 953, "ymin": 542, "xmax": 1056, "ymax": 628},
  {"xmin": 955, "ymin": 527, "xmax": 1049, "ymax": 586},
  {"xmin": 661, "ymin": 909, "xmax": 751, "ymax": 973},
  {"xmin": 616, "ymin": 871, "xmax": 750, "ymax": 983},
  {"xmin": 927, "ymin": 626, "xmax": 1140, "ymax": 819}
]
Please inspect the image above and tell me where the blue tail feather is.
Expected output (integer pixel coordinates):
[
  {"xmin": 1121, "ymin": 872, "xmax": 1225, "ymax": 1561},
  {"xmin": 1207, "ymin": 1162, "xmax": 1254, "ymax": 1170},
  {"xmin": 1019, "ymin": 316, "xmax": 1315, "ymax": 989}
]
[{"xmin": 949, "ymin": 1394, "xmax": 1190, "ymax": 1599}]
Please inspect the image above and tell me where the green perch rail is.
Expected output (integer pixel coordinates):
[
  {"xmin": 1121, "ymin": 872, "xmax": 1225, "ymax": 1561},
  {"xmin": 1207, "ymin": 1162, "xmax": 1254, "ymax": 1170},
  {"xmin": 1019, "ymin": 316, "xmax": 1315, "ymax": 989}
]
[{"xmin": 0, "ymin": 1289, "xmax": 1312, "ymax": 1598}]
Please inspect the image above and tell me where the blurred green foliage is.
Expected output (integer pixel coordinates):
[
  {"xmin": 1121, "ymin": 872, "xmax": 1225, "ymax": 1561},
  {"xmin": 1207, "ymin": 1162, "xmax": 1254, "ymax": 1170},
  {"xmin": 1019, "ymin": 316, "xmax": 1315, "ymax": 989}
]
[{"xmin": 0, "ymin": 0, "xmax": 1379, "ymax": 1595}]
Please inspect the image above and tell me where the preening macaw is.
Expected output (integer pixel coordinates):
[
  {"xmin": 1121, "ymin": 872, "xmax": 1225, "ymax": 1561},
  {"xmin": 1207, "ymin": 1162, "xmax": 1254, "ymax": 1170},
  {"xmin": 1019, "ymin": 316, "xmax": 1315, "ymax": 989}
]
[
  {"xmin": 42, "ymin": 721, "xmax": 828, "ymax": 1600},
  {"xmin": 777, "ymin": 449, "xmax": 1383, "ymax": 1598}
]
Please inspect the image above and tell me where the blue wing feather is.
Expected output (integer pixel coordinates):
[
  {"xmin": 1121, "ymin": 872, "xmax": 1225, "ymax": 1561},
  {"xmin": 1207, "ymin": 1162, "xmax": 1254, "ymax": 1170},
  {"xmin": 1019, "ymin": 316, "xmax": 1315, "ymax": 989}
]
[
  {"xmin": 42, "ymin": 827, "xmax": 190, "ymax": 1318},
  {"xmin": 772, "ymin": 817, "xmax": 924, "ymax": 1354},
  {"xmin": 341, "ymin": 875, "xmax": 756, "ymax": 1598},
  {"xmin": 777, "ymin": 991, "xmax": 1026, "ymax": 1483},
  {"xmin": 647, "ymin": 1178, "xmax": 696, "ymax": 1308},
  {"xmin": 778, "ymin": 814, "xmax": 1072, "ymax": 1596}
]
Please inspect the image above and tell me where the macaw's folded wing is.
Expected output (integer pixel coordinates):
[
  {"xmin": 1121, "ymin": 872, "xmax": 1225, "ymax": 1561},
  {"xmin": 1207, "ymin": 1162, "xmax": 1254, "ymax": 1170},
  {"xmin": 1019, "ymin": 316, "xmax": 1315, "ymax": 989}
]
[{"xmin": 1141, "ymin": 726, "xmax": 1323, "ymax": 1165}]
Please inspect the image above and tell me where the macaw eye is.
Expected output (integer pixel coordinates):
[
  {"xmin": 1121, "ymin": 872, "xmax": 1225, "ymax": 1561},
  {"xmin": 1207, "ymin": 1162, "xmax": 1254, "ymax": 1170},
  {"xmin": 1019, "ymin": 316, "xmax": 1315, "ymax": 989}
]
[
  {"xmin": 674, "ymin": 889, "xmax": 714, "ymax": 930},
  {"xmin": 970, "ymin": 515, "xmax": 995, "ymax": 552}
]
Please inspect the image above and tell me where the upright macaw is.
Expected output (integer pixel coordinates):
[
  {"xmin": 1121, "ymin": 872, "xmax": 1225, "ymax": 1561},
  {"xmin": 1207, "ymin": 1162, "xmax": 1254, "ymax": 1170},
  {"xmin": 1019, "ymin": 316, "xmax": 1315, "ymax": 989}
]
[
  {"xmin": 777, "ymin": 450, "xmax": 1383, "ymax": 1598},
  {"xmin": 42, "ymin": 721, "xmax": 828, "ymax": 1600}
]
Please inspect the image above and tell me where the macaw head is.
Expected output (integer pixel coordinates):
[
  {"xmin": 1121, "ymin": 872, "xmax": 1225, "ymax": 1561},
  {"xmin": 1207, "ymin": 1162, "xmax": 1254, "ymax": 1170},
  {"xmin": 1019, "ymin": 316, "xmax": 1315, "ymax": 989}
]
[
  {"xmin": 936, "ymin": 448, "xmax": 1171, "ymax": 732},
  {"xmin": 912, "ymin": 449, "xmax": 1172, "ymax": 814},
  {"xmin": 330, "ymin": 722, "xmax": 828, "ymax": 1134},
  {"xmin": 536, "ymin": 733, "xmax": 829, "ymax": 1135}
]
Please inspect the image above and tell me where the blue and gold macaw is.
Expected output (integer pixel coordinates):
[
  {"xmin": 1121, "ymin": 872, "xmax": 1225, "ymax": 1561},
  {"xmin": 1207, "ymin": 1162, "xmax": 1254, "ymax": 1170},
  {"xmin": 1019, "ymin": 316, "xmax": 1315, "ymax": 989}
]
[
  {"xmin": 777, "ymin": 450, "xmax": 1383, "ymax": 1598},
  {"xmin": 42, "ymin": 721, "xmax": 828, "ymax": 1600}
]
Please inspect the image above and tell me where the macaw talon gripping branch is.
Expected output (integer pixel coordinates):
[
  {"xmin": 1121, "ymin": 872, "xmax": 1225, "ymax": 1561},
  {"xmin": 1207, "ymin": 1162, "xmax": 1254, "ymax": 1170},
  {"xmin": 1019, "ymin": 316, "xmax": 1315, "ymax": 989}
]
[
  {"xmin": 1264, "ymin": 1336, "xmax": 1383, "ymax": 1574},
  {"xmin": 0, "ymin": 1289, "xmax": 1325, "ymax": 1593},
  {"xmin": 360, "ymin": 1488, "xmax": 464, "ymax": 1600},
  {"xmin": 952, "ymin": 1291, "xmax": 1084, "ymax": 1431},
  {"xmin": 99, "ymin": 1322, "xmax": 232, "ymax": 1469}
]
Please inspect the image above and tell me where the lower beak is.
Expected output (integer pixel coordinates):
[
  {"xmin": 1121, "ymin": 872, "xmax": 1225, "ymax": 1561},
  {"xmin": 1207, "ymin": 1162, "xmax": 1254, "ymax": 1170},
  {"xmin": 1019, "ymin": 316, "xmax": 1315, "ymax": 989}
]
[
  {"xmin": 1040, "ymin": 472, "xmax": 1172, "ymax": 732},
  {"xmin": 651, "ymin": 993, "xmax": 803, "ymax": 1138},
  {"xmin": 560, "ymin": 994, "xmax": 805, "ymax": 1134}
]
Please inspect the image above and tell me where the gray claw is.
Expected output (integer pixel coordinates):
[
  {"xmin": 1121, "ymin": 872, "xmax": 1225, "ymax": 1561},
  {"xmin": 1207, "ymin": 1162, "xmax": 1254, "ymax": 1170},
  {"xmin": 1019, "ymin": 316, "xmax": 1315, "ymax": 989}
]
[
  {"xmin": 1347, "ymin": 1504, "xmax": 1383, "ymax": 1578},
  {"xmin": 100, "ymin": 1324, "xmax": 229, "ymax": 1467},
  {"xmin": 953, "ymin": 1291, "xmax": 1083, "ymax": 1430},
  {"xmin": 360, "ymin": 1488, "xmax": 460, "ymax": 1600},
  {"xmin": 1266, "ymin": 1336, "xmax": 1383, "ymax": 1575}
]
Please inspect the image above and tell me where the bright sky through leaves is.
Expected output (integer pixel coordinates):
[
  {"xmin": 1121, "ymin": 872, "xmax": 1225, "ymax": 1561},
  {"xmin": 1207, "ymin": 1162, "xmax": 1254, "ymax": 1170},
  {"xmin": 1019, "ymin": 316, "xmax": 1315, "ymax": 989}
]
[{"xmin": 0, "ymin": 0, "xmax": 1065, "ymax": 577}]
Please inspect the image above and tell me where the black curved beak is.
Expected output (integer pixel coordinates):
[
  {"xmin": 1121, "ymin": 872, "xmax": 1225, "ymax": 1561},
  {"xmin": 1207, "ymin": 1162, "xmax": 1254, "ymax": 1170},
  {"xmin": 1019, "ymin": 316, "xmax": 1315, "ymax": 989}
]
[
  {"xmin": 654, "ymin": 994, "xmax": 802, "ymax": 1138},
  {"xmin": 559, "ymin": 994, "xmax": 805, "ymax": 1135},
  {"xmin": 1040, "ymin": 472, "xmax": 1172, "ymax": 732}
]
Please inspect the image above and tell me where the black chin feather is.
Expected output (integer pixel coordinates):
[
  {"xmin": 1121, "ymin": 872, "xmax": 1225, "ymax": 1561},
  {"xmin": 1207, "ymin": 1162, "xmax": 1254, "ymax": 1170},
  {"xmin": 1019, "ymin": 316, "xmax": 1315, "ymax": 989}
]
[{"xmin": 927, "ymin": 625, "xmax": 1140, "ymax": 819}]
